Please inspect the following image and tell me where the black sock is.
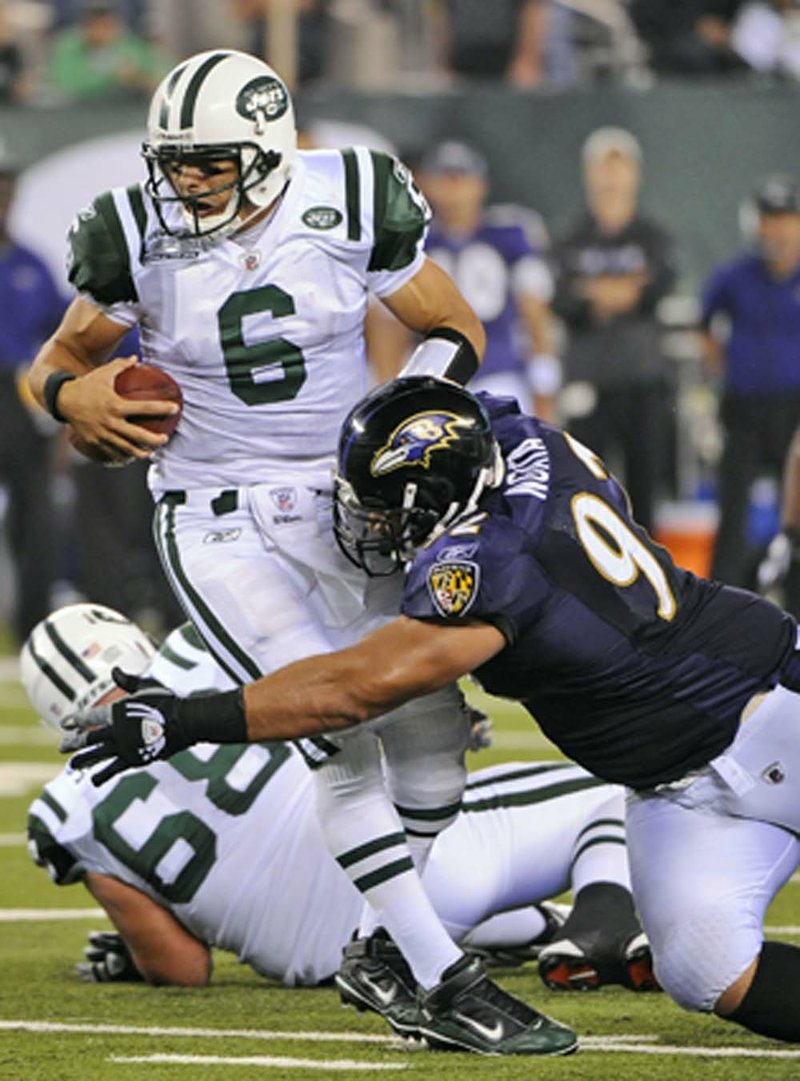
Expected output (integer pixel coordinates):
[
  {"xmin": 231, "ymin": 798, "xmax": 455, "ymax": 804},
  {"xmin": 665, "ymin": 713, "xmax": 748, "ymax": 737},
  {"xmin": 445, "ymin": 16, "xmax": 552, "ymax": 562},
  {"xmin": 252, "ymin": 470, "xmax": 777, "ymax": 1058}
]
[{"xmin": 728, "ymin": 941, "xmax": 800, "ymax": 1042}]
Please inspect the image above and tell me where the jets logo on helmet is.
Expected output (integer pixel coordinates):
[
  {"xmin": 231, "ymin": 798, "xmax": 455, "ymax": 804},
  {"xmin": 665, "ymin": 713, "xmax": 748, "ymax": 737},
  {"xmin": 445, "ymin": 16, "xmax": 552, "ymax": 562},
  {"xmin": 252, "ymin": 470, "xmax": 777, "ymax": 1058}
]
[
  {"xmin": 236, "ymin": 76, "xmax": 289, "ymax": 125},
  {"xmin": 371, "ymin": 412, "xmax": 474, "ymax": 476}
]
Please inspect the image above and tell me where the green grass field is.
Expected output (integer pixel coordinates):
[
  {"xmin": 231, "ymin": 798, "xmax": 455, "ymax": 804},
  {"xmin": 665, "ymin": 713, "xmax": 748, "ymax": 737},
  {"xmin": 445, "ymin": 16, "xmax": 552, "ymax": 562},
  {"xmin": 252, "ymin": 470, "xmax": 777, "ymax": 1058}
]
[{"xmin": 2, "ymin": 670, "xmax": 800, "ymax": 1080}]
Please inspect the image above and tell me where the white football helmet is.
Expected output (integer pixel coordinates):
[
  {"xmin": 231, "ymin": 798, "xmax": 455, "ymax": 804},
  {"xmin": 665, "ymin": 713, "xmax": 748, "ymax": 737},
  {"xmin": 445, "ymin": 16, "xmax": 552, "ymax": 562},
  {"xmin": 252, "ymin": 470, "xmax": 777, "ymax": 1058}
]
[
  {"xmin": 20, "ymin": 604, "xmax": 157, "ymax": 732},
  {"xmin": 142, "ymin": 49, "xmax": 297, "ymax": 238}
]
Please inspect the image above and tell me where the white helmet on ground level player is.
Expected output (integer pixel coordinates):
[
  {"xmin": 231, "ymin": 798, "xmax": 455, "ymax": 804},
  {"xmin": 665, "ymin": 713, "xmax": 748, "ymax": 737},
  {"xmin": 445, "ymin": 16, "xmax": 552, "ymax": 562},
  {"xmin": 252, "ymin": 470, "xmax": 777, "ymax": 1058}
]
[
  {"xmin": 142, "ymin": 49, "xmax": 297, "ymax": 237},
  {"xmin": 20, "ymin": 604, "xmax": 156, "ymax": 731}
]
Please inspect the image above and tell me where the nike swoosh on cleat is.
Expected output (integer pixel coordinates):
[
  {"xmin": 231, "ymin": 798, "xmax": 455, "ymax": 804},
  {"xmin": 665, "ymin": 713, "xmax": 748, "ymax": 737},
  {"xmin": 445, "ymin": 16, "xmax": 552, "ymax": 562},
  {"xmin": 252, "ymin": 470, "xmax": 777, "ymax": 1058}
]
[
  {"xmin": 358, "ymin": 973, "xmax": 398, "ymax": 1007},
  {"xmin": 453, "ymin": 1014, "xmax": 505, "ymax": 1042}
]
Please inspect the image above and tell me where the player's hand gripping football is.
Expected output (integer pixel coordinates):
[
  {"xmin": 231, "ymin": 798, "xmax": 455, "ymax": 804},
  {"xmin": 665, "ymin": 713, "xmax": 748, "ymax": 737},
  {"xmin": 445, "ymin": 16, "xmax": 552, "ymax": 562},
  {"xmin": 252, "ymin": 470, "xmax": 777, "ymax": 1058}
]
[
  {"xmin": 59, "ymin": 667, "xmax": 191, "ymax": 785},
  {"xmin": 77, "ymin": 931, "xmax": 144, "ymax": 983}
]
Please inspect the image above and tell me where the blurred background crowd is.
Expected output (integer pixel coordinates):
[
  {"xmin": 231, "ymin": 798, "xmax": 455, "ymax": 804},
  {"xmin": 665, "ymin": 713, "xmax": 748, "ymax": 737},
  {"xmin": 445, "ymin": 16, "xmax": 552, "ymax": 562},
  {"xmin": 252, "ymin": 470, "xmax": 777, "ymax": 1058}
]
[{"xmin": 3, "ymin": 0, "xmax": 800, "ymax": 646}]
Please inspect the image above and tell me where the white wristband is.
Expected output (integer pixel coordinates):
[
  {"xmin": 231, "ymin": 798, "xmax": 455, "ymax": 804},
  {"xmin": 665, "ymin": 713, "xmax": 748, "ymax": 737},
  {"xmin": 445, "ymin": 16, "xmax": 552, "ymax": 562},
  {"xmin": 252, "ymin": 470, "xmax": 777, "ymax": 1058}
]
[{"xmin": 527, "ymin": 355, "xmax": 562, "ymax": 396}]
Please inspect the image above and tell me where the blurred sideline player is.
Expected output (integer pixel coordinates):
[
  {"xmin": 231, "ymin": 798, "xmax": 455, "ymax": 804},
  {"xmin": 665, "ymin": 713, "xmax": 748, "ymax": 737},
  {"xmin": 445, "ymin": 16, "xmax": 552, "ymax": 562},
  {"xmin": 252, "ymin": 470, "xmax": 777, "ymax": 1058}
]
[
  {"xmin": 24, "ymin": 47, "xmax": 517, "ymax": 1049},
  {"xmin": 23, "ymin": 604, "xmax": 655, "ymax": 996},
  {"xmin": 418, "ymin": 139, "xmax": 561, "ymax": 421}
]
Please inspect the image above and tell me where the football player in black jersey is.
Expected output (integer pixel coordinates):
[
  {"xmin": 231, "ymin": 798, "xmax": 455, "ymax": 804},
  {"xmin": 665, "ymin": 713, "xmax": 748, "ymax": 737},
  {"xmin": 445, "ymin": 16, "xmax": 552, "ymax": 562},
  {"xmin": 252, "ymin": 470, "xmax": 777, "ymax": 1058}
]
[{"xmin": 64, "ymin": 376, "xmax": 800, "ymax": 1047}]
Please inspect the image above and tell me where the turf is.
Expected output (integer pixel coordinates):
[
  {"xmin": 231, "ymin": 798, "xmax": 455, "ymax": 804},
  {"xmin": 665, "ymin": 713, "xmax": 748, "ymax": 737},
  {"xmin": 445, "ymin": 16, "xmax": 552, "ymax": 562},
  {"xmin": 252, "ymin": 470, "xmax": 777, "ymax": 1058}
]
[{"xmin": 2, "ymin": 676, "xmax": 799, "ymax": 1080}]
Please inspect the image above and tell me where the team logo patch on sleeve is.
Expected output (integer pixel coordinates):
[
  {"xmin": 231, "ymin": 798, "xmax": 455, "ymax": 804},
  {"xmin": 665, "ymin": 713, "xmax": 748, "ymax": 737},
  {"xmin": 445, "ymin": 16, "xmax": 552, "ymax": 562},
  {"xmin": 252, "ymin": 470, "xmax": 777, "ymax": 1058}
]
[
  {"xmin": 302, "ymin": 206, "xmax": 343, "ymax": 230},
  {"xmin": 427, "ymin": 560, "xmax": 480, "ymax": 617}
]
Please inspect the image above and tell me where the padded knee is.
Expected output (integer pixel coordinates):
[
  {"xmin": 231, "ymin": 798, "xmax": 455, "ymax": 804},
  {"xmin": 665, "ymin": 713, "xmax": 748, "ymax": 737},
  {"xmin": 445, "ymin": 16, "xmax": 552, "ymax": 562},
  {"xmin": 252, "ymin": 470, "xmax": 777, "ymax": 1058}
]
[{"xmin": 652, "ymin": 903, "xmax": 763, "ymax": 1013}]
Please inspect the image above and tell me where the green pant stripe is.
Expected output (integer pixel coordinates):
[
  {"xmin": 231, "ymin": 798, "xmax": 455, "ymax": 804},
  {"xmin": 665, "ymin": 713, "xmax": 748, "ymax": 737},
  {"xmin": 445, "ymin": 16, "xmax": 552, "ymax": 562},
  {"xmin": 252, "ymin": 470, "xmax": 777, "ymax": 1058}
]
[
  {"xmin": 464, "ymin": 762, "xmax": 573, "ymax": 792},
  {"xmin": 337, "ymin": 831, "xmax": 406, "ymax": 870},
  {"xmin": 153, "ymin": 501, "xmax": 260, "ymax": 685},
  {"xmin": 463, "ymin": 776, "xmax": 607, "ymax": 814},
  {"xmin": 354, "ymin": 857, "xmax": 414, "ymax": 893}
]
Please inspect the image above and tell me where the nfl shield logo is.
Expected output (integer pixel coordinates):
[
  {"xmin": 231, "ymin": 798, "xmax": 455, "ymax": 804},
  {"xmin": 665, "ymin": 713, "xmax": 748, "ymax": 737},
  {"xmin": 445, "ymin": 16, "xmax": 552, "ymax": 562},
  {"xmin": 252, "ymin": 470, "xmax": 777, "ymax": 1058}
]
[
  {"xmin": 270, "ymin": 486, "xmax": 296, "ymax": 513},
  {"xmin": 427, "ymin": 560, "xmax": 480, "ymax": 617}
]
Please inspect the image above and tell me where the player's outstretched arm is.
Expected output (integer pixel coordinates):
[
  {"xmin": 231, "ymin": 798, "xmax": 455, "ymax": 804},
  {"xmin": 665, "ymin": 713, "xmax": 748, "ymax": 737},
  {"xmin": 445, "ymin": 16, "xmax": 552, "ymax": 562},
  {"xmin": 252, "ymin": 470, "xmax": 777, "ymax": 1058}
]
[
  {"xmin": 83, "ymin": 871, "xmax": 212, "ymax": 986},
  {"xmin": 61, "ymin": 617, "xmax": 506, "ymax": 781}
]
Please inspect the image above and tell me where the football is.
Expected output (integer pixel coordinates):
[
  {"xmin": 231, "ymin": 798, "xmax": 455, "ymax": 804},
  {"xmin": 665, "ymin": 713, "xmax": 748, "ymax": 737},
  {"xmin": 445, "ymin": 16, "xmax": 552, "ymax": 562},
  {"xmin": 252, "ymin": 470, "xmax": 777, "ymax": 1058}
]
[
  {"xmin": 66, "ymin": 363, "xmax": 183, "ymax": 466},
  {"xmin": 115, "ymin": 362, "xmax": 183, "ymax": 438}
]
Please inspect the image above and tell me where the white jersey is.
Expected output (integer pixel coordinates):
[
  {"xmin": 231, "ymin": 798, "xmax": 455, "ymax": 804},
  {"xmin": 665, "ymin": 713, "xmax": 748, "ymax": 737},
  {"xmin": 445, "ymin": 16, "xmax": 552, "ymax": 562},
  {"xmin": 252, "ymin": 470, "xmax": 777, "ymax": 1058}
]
[{"xmin": 67, "ymin": 148, "xmax": 430, "ymax": 493}]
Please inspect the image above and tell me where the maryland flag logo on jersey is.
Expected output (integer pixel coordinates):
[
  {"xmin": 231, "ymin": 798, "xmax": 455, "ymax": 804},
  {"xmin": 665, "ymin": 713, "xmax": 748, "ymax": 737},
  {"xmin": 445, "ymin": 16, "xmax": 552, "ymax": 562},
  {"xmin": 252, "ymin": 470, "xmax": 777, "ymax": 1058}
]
[
  {"xmin": 371, "ymin": 411, "xmax": 473, "ymax": 476},
  {"xmin": 427, "ymin": 560, "xmax": 480, "ymax": 617}
]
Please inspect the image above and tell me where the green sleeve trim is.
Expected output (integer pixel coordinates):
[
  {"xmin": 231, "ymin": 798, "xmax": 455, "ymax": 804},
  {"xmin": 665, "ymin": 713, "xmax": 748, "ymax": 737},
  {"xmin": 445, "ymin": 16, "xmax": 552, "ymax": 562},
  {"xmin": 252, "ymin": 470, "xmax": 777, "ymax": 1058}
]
[
  {"xmin": 368, "ymin": 151, "xmax": 428, "ymax": 273},
  {"xmin": 341, "ymin": 149, "xmax": 361, "ymax": 242},
  {"xmin": 27, "ymin": 813, "xmax": 79, "ymax": 885},
  {"xmin": 179, "ymin": 622, "xmax": 206, "ymax": 650},
  {"xmin": 68, "ymin": 190, "xmax": 138, "ymax": 305}
]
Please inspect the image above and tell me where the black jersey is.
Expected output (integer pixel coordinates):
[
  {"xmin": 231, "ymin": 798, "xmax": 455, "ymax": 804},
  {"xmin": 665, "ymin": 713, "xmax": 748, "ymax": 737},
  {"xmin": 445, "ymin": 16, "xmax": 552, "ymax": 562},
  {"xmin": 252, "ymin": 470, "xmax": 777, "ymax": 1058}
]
[{"xmin": 403, "ymin": 394, "xmax": 797, "ymax": 788}]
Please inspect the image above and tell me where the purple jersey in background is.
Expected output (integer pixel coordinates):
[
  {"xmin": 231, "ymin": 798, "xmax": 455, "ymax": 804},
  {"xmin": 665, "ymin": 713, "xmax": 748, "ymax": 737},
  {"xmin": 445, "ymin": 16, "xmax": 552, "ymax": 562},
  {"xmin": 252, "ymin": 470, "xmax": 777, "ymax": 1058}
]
[{"xmin": 425, "ymin": 206, "xmax": 553, "ymax": 381}]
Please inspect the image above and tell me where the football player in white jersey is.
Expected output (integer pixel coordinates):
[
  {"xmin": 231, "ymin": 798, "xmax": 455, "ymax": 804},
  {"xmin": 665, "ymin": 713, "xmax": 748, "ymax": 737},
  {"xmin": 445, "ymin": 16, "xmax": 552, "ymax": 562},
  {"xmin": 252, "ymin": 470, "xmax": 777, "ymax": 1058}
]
[
  {"xmin": 24, "ymin": 605, "xmax": 654, "ymax": 1007},
  {"xmin": 24, "ymin": 48, "xmax": 519, "ymax": 1050}
]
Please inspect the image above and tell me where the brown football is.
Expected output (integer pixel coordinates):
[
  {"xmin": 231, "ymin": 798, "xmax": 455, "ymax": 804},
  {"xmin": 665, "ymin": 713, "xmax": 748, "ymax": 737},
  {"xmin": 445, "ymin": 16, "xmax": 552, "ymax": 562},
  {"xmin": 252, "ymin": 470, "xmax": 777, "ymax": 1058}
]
[
  {"xmin": 67, "ymin": 363, "xmax": 182, "ymax": 465},
  {"xmin": 115, "ymin": 362, "xmax": 183, "ymax": 437}
]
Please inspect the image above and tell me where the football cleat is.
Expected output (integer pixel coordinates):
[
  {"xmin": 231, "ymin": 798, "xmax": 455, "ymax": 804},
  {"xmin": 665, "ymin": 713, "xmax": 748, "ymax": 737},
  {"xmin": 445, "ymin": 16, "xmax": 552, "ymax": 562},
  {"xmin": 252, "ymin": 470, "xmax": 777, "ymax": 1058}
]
[
  {"xmin": 418, "ymin": 954, "xmax": 578, "ymax": 1056},
  {"xmin": 466, "ymin": 901, "xmax": 571, "ymax": 967},
  {"xmin": 335, "ymin": 929, "xmax": 422, "ymax": 1038},
  {"xmin": 537, "ymin": 886, "xmax": 660, "ymax": 992},
  {"xmin": 538, "ymin": 930, "xmax": 659, "ymax": 991}
]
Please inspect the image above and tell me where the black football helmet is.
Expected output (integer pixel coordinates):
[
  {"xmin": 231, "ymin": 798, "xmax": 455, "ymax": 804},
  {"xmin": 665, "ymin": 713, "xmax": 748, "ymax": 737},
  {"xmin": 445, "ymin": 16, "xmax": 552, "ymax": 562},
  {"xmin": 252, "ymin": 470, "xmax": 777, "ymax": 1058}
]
[{"xmin": 334, "ymin": 376, "xmax": 500, "ymax": 576}]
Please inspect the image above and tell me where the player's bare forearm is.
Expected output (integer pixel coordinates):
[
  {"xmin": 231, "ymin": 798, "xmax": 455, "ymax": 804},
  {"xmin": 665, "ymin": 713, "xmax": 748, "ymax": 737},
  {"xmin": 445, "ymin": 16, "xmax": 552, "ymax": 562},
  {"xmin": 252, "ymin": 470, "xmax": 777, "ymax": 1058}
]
[
  {"xmin": 383, "ymin": 258, "xmax": 486, "ymax": 359},
  {"xmin": 29, "ymin": 296, "xmax": 130, "ymax": 407},
  {"xmin": 241, "ymin": 616, "xmax": 505, "ymax": 742},
  {"xmin": 84, "ymin": 872, "xmax": 212, "ymax": 986}
]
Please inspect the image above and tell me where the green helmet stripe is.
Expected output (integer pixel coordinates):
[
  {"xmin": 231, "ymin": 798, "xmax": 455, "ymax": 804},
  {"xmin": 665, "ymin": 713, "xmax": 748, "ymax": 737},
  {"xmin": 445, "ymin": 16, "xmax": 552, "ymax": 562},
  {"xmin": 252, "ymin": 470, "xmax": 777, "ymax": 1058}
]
[
  {"xmin": 179, "ymin": 51, "xmax": 230, "ymax": 131},
  {"xmin": 158, "ymin": 60, "xmax": 188, "ymax": 129}
]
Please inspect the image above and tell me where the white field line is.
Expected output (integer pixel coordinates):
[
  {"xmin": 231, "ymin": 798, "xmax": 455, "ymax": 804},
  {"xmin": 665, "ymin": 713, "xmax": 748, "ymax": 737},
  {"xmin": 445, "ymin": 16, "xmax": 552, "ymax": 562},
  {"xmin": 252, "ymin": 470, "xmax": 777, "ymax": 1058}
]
[
  {"xmin": 0, "ymin": 726, "xmax": 56, "ymax": 745},
  {"xmin": 111, "ymin": 1055, "xmax": 406, "ymax": 1071},
  {"xmin": 581, "ymin": 1042, "xmax": 800, "ymax": 1058},
  {"xmin": 0, "ymin": 762, "xmax": 61, "ymax": 797},
  {"xmin": 0, "ymin": 1021, "xmax": 398, "ymax": 1045},
  {"xmin": 0, "ymin": 833, "xmax": 25, "ymax": 846},
  {"xmin": 0, "ymin": 908, "xmax": 106, "ymax": 921},
  {"xmin": 4, "ymin": 1021, "xmax": 800, "ymax": 1060},
  {"xmin": 9, "ymin": 903, "xmax": 800, "ymax": 933}
]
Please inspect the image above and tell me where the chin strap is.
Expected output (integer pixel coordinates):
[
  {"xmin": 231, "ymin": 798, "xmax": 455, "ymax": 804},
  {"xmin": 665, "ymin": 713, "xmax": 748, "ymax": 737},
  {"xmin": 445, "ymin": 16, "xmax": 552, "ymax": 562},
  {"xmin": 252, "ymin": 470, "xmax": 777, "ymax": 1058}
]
[{"xmin": 399, "ymin": 327, "xmax": 480, "ymax": 387}]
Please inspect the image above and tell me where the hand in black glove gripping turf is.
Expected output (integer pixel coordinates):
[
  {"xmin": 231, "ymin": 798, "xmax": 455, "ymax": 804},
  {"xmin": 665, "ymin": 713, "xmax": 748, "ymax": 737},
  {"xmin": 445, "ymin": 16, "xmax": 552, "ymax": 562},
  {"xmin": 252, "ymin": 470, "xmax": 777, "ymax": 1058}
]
[
  {"xmin": 59, "ymin": 667, "xmax": 191, "ymax": 786},
  {"xmin": 77, "ymin": 931, "xmax": 144, "ymax": 983}
]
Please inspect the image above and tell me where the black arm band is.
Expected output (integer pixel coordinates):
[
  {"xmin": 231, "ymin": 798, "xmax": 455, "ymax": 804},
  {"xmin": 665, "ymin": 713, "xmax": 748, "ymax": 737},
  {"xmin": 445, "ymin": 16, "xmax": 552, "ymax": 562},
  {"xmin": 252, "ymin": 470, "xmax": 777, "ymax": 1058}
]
[
  {"xmin": 400, "ymin": 327, "xmax": 480, "ymax": 386},
  {"xmin": 175, "ymin": 688, "xmax": 249, "ymax": 745},
  {"xmin": 43, "ymin": 371, "xmax": 77, "ymax": 422}
]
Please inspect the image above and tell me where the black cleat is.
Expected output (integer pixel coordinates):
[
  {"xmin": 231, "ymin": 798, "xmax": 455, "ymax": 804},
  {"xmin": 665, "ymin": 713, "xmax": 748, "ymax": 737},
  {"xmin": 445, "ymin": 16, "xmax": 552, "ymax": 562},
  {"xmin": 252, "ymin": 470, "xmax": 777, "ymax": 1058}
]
[
  {"xmin": 537, "ymin": 883, "xmax": 660, "ymax": 992},
  {"xmin": 335, "ymin": 929, "xmax": 422, "ymax": 1038},
  {"xmin": 418, "ymin": 954, "xmax": 578, "ymax": 1056}
]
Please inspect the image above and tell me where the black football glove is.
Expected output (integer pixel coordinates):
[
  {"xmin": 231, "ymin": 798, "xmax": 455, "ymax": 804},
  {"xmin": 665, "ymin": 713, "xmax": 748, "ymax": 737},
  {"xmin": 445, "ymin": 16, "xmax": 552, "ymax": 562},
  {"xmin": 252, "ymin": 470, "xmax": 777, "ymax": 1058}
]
[
  {"xmin": 76, "ymin": 930, "xmax": 144, "ymax": 983},
  {"xmin": 60, "ymin": 666, "xmax": 191, "ymax": 786}
]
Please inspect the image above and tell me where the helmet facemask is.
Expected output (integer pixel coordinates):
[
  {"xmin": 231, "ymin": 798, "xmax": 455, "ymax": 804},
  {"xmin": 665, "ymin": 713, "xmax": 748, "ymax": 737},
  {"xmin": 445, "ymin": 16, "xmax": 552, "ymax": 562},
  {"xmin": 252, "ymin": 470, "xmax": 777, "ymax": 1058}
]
[
  {"xmin": 142, "ymin": 141, "xmax": 283, "ymax": 239},
  {"xmin": 334, "ymin": 446, "xmax": 500, "ymax": 577}
]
